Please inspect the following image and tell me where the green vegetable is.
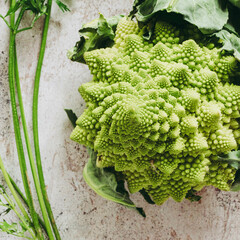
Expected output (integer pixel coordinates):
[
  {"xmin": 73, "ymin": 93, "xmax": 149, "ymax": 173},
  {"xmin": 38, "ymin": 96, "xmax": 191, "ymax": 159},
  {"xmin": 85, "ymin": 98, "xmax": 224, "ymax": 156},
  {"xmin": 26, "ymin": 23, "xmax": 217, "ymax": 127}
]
[
  {"xmin": 83, "ymin": 148, "xmax": 145, "ymax": 217},
  {"xmin": 70, "ymin": 13, "xmax": 240, "ymax": 207},
  {"xmin": 133, "ymin": 0, "xmax": 228, "ymax": 34},
  {"xmin": 130, "ymin": 0, "xmax": 240, "ymax": 61},
  {"xmin": 68, "ymin": 14, "xmax": 124, "ymax": 63},
  {"xmin": 1, "ymin": 0, "xmax": 68, "ymax": 238}
]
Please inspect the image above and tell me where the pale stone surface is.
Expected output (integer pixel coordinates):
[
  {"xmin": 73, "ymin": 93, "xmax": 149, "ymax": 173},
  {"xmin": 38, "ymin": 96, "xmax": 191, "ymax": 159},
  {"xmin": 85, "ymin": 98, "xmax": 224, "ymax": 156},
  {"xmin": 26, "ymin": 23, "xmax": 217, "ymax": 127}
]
[{"xmin": 1, "ymin": 1, "xmax": 240, "ymax": 240}]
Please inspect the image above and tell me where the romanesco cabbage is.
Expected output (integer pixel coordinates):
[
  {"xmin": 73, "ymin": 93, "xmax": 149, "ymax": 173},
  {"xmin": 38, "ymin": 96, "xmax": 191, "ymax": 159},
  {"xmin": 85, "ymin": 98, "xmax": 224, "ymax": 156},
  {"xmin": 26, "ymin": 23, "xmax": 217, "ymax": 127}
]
[{"xmin": 71, "ymin": 17, "xmax": 240, "ymax": 205}]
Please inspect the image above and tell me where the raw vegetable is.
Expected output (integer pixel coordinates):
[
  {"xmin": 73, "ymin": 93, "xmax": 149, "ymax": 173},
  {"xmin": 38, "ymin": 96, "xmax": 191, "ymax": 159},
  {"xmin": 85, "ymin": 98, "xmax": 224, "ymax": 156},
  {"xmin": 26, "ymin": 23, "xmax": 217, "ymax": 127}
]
[
  {"xmin": 0, "ymin": 0, "xmax": 68, "ymax": 238},
  {"xmin": 69, "ymin": 0, "xmax": 240, "ymax": 210}
]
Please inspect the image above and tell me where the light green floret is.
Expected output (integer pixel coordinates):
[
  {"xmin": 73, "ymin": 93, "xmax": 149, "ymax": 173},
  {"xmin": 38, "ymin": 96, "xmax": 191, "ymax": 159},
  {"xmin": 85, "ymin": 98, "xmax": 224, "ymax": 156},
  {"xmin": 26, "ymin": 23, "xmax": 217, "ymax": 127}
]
[
  {"xmin": 167, "ymin": 62, "xmax": 193, "ymax": 89},
  {"xmin": 122, "ymin": 34, "xmax": 144, "ymax": 55},
  {"xmin": 184, "ymin": 133, "xmax": 208, "ymax": 157},
  {"xmin": 72, "ymin": 17, "xmax": 240, "ymax": 206},
  {"xmin": 207, "ymin": 127, "xmax": 237, "ymax": 154},
  {"xmin": 192, "ymin": 68, "xmax": 219, "ymax": 99},
  {"xmin": 173, "ymin": 155, "xmax": 210, "ymax": 183},
  {"xmin": 172, "ymin": 40, "xmax": 207, "ymax": 70},
  {"xmin": 145, "ymin": 182, "xmax": 170, "ymax": 205},
  {"xmin": 204, "ymin": 161, "xmax": 236, "ymax": 191},
  {"xmin": 215, "ymin": 84, "xmax": 240, "ymax": 119},
  {"xmin": 150, "ymin": 42, "xmax": 172, "ymax": 62},
  {"xmin": 114, "ymin": 17, "xmax": 139, "ymax": 48},
  {"xmin": 180, "ymin": 115, "xmax": 198, "ymax": 136},
  {"xmin": 123, "ymin": 170, "xmax": 150, "ymax": 193},
  {"xmin": 178, "ymin": 89, "xmax": 200, "ymax": 113},
  {"xmin": 154, "ymin": 154, "xmax": 180, "ymax": 175},
  {"xmin": 147, "ymin": 177, "xmax": 192, "ymax": 203},
  {"xmin": 197, "ymin": 101, "xmax": 222, "ymax": 131},
  {"xmin": 130, "ymin": 50, "xmax": 150, "ymax": 71},
  {"xmin": 152, "ymin": 21, "xmax": 181, "ymax": 47},
  {"xmin": 208, "ymin": 55, "xmax": 238, "ymax": 82}
]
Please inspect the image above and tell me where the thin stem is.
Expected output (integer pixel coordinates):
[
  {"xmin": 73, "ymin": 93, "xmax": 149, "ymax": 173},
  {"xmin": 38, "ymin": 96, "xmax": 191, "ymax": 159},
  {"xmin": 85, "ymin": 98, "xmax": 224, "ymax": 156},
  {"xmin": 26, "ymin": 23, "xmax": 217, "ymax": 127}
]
[
  {"xmin": 0, "ymin": 15, "xmax": 11, "ymax": 28},
  {"xmin": 16, "ymin": 27, "xmax": 32, "ymax": 33},
  {"xmin": 1, "ymin": 194, "xmax": 36, "ymax": 239},
  {"xmin": 33, "ymin": 0, "xmax": 61, "ymax": 239},
  {"xmin": 8, "ymin": 174, "xmax": 47, "ymax": 233},
  {"xmin": 8, "ymin": 1, "xmax": 44, "ymax": 238},
  {"xmin": 14, "ymin": 43, "xmax": 55, "ymax": 240},
  {"xmin": 14, "ymin": 7, "xmax": 26, "ymax": 33},
  {"xmin": 0, "ymin": 156, "xmax": 36, "ymax": 239}
]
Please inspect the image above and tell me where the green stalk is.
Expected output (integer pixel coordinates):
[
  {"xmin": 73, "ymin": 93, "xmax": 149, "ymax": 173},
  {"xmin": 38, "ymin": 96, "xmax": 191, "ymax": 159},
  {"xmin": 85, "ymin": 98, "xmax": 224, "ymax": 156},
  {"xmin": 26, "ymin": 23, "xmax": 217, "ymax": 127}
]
[
  {"xmin": 8, "ymin": 174, "xmax": 47, "ymax": 233},
  {"xmin": 14, "ymin": 42, "xmax": 55, "ymax": 240},
  {"xmin": 0, "ymin": 156, "xmax": 36, "ymax": 239},
  {"xmin": 8, "ymin": 2, "xmax": 44, "ymax": 238},
  {"xmin": 14, "ymin": 6, "xmax": 26, "ymax": 33},
  {"xmin": 33, "ymin": 0, "xmax": 61, "ymax": 239}
]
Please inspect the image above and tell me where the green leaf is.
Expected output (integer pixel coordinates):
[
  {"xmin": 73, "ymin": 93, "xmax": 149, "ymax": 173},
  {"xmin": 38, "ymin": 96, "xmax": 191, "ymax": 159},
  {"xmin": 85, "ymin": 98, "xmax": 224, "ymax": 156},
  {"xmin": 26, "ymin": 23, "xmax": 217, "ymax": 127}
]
[
  {"xmin": 83, "ymin": 148, "xmax": 145, "ymax": 217},
  {"xmin": 231, "ymin": 169, "xmax": 240, "ymax": 191},
  {"xmin": 54, "ymin": 0, "xmax": 70, "ymax": 12},
  {"xmin": 64, "ymin": 109, "xmax": 78, "ymax": 127},
  {"xmin": 139, "ymin": 189, "xmax": 155, "ymax": 204},
  {"xmin": 0, "ymin": 221, "xmax": 18, "ymax": 235},
  {"xmin": 217, "ymin": 150, "xmax": 240, "ymax": 191},
  {"xmin": 129, "ymin": 0, "xmax": 145, "ymax": 17},
  {"xmin": 218, "ymin": 150, "xmax": 240, "ymax": 169},
  {"xmin": 135, "ymin": 0, "xmax": 229, "ymax": 34},
  {"xmin": 214, "ymin": 30, "xmax": 240, "ymax": 61},
  {"xmin": 0, "ymin": 220, "xmax": 27, "ymax": 237},
  {"xmin": 68, "ymin": 14, "xmax": 124, "ymax": 63},
  {"xmin": 97, "ymin": 14, "xmax": 115, "ymax": 39},
  {"xmin": 24, "ymin": 0, "xmax": 47, "ymax": 14},
  {"xmin": 5, "ymin": 1, "xmax": 23, "ymax": 17},
  {"xmin": 131, "ymin": 0, "xmax": 240, "ymax": 61},
  {"xmin": 185, "ymin": 188, "xmax": 201, "ymax": 202},
  {"xmin": 228, "ymin": 0, "xmax": 240, "ymax": 8}
]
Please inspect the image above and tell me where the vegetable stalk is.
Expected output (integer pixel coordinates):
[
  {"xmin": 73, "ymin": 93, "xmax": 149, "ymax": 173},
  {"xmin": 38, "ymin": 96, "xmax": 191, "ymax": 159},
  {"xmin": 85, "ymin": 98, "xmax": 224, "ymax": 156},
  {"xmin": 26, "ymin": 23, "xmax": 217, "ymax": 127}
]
[
  {"xmin": 33, "ymin": 0, "xmax": 61, "ymax": 239},
  {"xmin": 14, "ymin": 42, "xmax": 55, "ymax": 240},
  {"xmin": 8, "ymin": 1, "xmax": 44, "ymax": 238}
]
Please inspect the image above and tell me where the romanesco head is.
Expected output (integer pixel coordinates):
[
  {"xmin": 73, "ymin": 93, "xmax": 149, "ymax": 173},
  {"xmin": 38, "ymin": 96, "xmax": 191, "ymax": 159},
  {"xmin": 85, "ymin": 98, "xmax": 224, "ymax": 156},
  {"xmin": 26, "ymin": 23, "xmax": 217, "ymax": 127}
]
[{"xmin": 71, "ymin": 17, "xmax": 240, "ymax": 205}]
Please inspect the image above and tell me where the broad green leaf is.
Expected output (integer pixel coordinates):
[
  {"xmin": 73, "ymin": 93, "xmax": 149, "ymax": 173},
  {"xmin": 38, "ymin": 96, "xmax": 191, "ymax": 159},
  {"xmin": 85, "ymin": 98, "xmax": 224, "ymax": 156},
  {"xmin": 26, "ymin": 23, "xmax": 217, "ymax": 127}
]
[
  {"xmin": 214, "ymin": 30, "xmax": 240, "ymax": 61},
  {"xmin": 218, "ymin": 150, "xmax": 240, "ymax": 169},
  {"xmin": 132, "ymin": 0, "xmax": 240, "ymax": 60},
  {"xmin": 129, "ymin": 0, "xmax": 145, "ymax": 17},
  {"xmin": 83, "ymin": 148, "xmax": 145, "ymax": 217},
  {"xmin": 64, "ymin": 109, "xmax": 78, "ymax": 127},
  {"xmin": 68, "ymin": 14, "xmax": 124, "ymax": 63},
  {"xmin": 97, "ymin": 14, "xmax": 115, "ymax": 40},
  {"xmin": 135, "ymin": 0, "xmax": 229, "ymax": 34}
]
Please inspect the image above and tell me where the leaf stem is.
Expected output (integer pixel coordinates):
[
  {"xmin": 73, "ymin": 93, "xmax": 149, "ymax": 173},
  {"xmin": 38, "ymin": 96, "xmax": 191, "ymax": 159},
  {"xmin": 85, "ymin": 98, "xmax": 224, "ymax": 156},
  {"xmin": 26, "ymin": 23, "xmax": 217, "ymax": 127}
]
[
  {"xmin": 8, "ymin": 174, "xmax": 47, "ymax": 233},
  {"xmin": 0, "ymin": 14, "xmax": 11, "ymax": 28},
  {"xmin": 33, "ymin": 0, "xmax": 61, "ymax": 239},
  {"xmin": 14, "ymin": 6, "xmax": 26, "ymax": 33},
  {"xmin": 14, "ymin": 40, "xmax": 55, "ymax": 240},
  {"xmin": 8, "ymin": 2, "xmax": 44, "ymax": 238}
]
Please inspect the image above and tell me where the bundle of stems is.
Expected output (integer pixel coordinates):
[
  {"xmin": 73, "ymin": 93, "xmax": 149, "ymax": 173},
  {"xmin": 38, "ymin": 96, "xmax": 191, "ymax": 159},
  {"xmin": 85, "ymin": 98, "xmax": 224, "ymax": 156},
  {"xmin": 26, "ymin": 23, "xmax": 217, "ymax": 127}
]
[{"xmin": 0, "ymin": 0, "xmax": 69, "ymax": 238}]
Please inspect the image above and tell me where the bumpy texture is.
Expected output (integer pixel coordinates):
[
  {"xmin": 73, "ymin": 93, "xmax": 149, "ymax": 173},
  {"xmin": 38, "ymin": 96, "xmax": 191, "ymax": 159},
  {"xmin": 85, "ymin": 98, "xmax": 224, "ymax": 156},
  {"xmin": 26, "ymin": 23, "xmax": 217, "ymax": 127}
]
[{"xmin": 71, "ymin": 17, "xmax": 240, "ymax": 204}]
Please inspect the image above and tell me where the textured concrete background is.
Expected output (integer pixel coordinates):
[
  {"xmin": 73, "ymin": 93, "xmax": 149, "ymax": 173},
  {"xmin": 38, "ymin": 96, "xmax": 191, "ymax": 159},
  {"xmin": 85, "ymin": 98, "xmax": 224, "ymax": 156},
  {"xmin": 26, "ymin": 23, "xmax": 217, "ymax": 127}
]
[{"xmin": 1, "ymin": 1, "xmax": 240, "ymax": 240}]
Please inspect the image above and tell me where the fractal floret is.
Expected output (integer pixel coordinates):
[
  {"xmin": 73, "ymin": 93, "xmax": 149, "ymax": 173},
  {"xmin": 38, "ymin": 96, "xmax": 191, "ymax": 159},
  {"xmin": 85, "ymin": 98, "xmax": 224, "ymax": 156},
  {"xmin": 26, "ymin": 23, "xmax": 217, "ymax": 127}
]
[{"xmin": 71, "ymin": 17, "xmax": 240, "ymax": 205}]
